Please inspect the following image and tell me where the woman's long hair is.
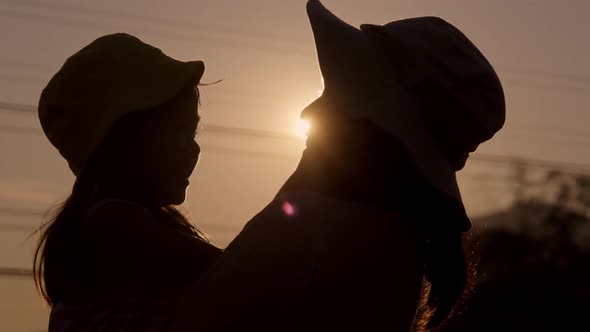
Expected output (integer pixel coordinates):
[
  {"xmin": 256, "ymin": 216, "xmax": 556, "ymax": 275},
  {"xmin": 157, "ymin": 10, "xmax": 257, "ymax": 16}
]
[
  {"xmin": 371, "ymin": 131, "xmax": 468, "ymax": 330},
  {"xmin": 415, "ymin": 193, "xmax": 468, "ymax": 330},
  {"xmin": 410, "ymin": 81, "xmax": 473, "ymax": 330},
  {"xmin": 373, "ymin": 137, "xmax": 468, "ymax": 330},
  {"xmin": 33, "ymin": 89, "xmax": 208, "ymax": 306}
]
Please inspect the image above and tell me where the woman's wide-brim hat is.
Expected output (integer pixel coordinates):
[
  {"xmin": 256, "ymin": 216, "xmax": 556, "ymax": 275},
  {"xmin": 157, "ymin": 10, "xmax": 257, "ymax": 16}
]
[
  {"xmin": 38, "ymin": 33, "xmax": 205, "ymax": 176},
  {"xmin": 303, "ymin": 0, "xmax": 505, "ymax": 231}
]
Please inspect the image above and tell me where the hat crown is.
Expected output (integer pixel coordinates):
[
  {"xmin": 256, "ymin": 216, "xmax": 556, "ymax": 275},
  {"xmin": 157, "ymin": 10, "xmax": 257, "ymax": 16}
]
[
  {"xmin": 305, "ymin": 0, "xmax": 507, "ymax": 231},
  {"xmin": 306, "ymin": 1, "xmax": 505, "ymax": 147},
  {"xmin": 367, "ymin": 17, "xmax": 506, "ymax": 139}
]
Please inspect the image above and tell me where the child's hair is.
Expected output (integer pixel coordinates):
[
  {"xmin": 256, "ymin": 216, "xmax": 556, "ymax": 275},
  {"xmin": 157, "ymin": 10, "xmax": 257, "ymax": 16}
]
[{"xmin": 33, "ymin": 88, "xmax": 208, "ymax": 306}]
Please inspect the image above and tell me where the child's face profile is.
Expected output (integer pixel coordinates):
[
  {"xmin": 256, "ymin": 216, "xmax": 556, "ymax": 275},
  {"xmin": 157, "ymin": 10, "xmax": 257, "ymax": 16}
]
[{"xmin": 115, "ymin": 86, "xmax": 201, "ymax": 206}]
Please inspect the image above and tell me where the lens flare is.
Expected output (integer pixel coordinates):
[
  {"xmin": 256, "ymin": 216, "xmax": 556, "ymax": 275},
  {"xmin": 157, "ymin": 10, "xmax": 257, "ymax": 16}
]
[{"xmin": 282, "ymin": 200, "xmax": 297, "ymax": 217}]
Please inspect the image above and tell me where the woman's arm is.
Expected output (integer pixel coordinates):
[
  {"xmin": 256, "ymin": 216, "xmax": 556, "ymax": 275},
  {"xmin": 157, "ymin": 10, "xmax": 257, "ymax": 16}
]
[{"xmin": 165, "ymin": 191, "xmax": 423, "ymax": 332}]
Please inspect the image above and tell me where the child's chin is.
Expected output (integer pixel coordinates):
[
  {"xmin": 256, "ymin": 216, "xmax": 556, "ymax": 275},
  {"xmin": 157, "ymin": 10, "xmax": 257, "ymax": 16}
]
[
  {"xmin": 170, "ymin": 193, "xmax": 187, "ymax": 206},
  {"xmin": 159, "ymin": 188, "xmax": 187, "ymax": 206}
]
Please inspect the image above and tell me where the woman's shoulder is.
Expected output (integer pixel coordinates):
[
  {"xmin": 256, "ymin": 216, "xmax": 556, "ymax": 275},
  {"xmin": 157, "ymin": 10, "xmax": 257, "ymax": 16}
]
[
  {"xmin": 274, "ymin": 190, "xmax": 401, "ymax": 221},
  {"xmin": 266, "ymin": 190, "xmax": 420, "ymax": 248}
]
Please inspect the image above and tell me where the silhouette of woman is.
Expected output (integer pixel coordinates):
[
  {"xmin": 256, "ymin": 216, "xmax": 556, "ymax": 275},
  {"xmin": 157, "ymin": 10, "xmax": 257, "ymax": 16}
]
[
  {"xmin": 164, "ymin": 1, "xmax": 505, "ymax": 331},
  {"xmin": 34, "ymin": 34, "xmax": 221, "ymax": 331}
]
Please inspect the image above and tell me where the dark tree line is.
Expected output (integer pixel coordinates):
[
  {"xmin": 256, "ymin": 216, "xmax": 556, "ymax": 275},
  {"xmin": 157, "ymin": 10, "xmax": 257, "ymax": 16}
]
[{"xmin": 430, "ymin": 166, "xmax": 590, "ymax": 332}]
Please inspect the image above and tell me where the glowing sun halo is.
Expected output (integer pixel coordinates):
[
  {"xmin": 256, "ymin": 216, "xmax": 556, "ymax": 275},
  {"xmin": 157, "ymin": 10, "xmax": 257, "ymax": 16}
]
[{"xmin": 296, "ymin": 119, "xmax": 311, "ymax": 138}]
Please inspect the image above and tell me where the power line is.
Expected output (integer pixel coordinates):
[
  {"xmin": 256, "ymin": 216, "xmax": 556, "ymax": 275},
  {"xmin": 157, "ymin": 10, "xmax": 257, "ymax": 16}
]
[
  {"xmin": 0, "ymin": 223, "xmax": 37, "ymax": 232},
  {"xmin": 0, "ymin": 4, "xmax": 310, "ymax": 59},
  {"xmin": 0, "ymin": 124, "xmax": 39, "ymax": 135},
  {"xmin": 0, "ymin": 101, "xmax": 36, "ymax": 113},
  {"xmin": 6, "ymin": 1, "xmax": 590, "ymax": 90},
  {"xmin": 3, "ymin": 2, "xmax": 590, "ymax": 93},
  {"xmin": 2, "ymin": 100, "xmax": 588, "ymax": 147},
  {"xmin": 499, "ymin": 66, "xmax": 590, "ymax": 89},
  {"xmin": 3, "ymin": 59, "xmax": 590, "ymax": 96},
  {"xmin": 3, "ymin": 2, "xmax": 590, "ymax": 95},
  {"xmin": 205, "ymin": 145, "xmax": 298, "ymax": 160},
  {"xmin": 0, "ymin": 220, "xmax": 241, "ymax": 234},
  {"xmin": 0, "ymin": 205, "xmax": 244, "ymax": 233},
  {"xmin": 1, "ymin": 123, "xmax": 589, "ymax": 174},
  {"xmin": 502, "ymin": 75, "xmax": 590, "ymax": 95},
  {"xmin": 0, "ymin": 101, "xmax": 300, "ymax": 141},
  {"xmin": 0, "ymin": 126, "xmax": 299, "ymax": 161},
  {"xmin": 0, "ymin": 73, "xmax": 46, "ymax": 86},
  {"xmin": 203, "ymin": 125, "xmax": 297, "ymax": 141},
  {"xmin": 0, "ymin": 267, "xmax": 32, "ymax": 278},
  {"xmin": 470, "ymin": 153, "xmax": 590, "ymax": 174},
  {"xmin": 6, "ymin": 103, "xmax": 587, "ymax": 155},
  {"xmin": 3, "ymin": 0, "xmax": 590, "ymax": 100},
  {"xmin": 1, "ymin": 102, "xmax": 590, "ymax": 173},
  {"xmin": 0, "ymin": 207, "xmax": 46, "ymax": 217},
  {"xmin": 6, "ymin": 0, "xmax": 296, "ymax": 47},
  {"xmin": 0, "ymin": 122, "xmax": 299, "ymax": 143}
]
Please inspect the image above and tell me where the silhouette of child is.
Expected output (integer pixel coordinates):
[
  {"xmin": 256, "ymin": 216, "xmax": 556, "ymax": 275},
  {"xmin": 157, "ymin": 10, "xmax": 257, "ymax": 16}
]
[{"xmin": 34, "ymin": 33, "xmax": 221, "ymax": 331}]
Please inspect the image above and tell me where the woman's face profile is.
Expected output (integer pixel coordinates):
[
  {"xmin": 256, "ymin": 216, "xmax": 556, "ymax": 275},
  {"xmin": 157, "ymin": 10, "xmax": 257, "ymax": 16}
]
[{"xmin": 115, "ymin": 86, "xmax": 201, "ymax": 206}]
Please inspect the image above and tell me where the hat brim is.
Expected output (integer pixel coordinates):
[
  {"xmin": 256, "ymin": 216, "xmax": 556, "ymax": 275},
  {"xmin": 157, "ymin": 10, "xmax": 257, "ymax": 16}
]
[
  {"xmin": 126, "ymin": 58, "xmax": 205, "ymax": 111},
  {"xmin": 185, "ymin": 60, "xmax": 205, "ymax": 86}
]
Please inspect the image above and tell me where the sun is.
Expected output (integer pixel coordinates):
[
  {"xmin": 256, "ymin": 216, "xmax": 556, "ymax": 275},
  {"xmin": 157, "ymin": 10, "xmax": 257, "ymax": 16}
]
[{"xmin": 295, "ymin": 118, "xmax": 311, "ymax": 138}]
